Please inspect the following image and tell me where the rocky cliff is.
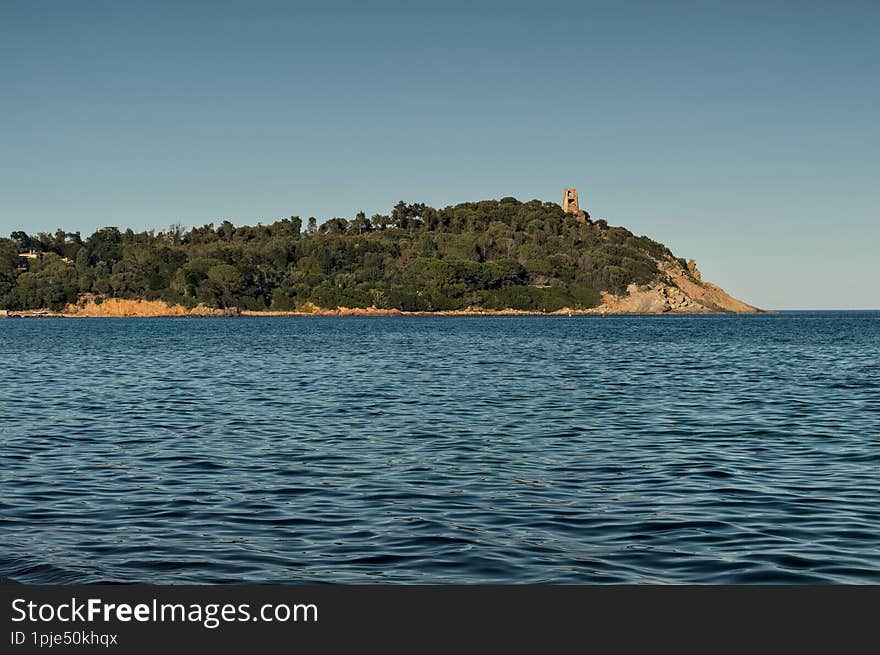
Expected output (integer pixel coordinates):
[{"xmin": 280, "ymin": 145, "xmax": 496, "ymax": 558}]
[{"xmin": 585, "ymin": 257, "xmax": 760, "ymax": 314}]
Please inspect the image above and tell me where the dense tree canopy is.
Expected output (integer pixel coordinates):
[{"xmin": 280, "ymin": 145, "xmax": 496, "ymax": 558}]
[{"xmin": 1, "ymin": 198, "xmax": 675, "ymax": 312}]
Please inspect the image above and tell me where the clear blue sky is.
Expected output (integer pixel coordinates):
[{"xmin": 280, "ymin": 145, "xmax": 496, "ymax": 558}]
[{"xmin": 1, "ymin": 1, "xmax": 877, "ymax": 309}]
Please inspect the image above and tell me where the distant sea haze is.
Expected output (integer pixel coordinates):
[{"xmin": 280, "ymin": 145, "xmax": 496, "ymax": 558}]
[{"xmin": 1, "ymin": 312, "xmax": 878, "ymax": 583}]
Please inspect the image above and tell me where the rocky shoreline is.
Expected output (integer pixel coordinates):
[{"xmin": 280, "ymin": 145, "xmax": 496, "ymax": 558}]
[{"xmin": 3, "ymin": 304, "xmax": 766, "ymax": 319}]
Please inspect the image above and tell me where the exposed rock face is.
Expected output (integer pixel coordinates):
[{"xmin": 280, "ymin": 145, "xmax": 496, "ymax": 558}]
[
  {"xmin": 62, "ymin": 296, "xmax": 236, "ymax": 317},
  {"xmin": 589, "ymin": 284, "xmax": 693, "ymax": 314},
  {"xmin": 660, "ymin": 259, "xmax": 759, "ymax": 313},
  {"xmin": 584, "ymin": 257, "xmax": 760, "ymax": 314}
]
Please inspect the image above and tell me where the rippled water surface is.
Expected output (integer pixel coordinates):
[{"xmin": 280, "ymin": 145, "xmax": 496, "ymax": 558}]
[{"xmin": 1, "ymin": 313, "xmax": 878, "ymax": 583}]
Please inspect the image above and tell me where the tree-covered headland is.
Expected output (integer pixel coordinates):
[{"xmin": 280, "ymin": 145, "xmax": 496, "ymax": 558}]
[{"xmin": 1, "ymin": 197, "xmax": 680, "ymax": 313}]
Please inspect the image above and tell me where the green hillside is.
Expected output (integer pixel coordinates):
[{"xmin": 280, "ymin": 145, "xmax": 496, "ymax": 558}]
[{"xmin": 1, "ymin": 197, "xmax": 678, "ymax": 312}]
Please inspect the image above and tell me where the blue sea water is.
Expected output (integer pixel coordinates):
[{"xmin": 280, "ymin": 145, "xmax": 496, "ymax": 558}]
[{"xmin": 1, "ymin": 312, "xmax": 878, "ymax": 584}]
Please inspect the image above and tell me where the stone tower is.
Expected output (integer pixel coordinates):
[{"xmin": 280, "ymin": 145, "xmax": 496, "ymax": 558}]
[
  {"xmin": 562, "ymin": 188, "xmax": 580, "ymax": 214},
  {"xmin": 563, "ymin": 188, "xmax": 588, "ymax": 221}
]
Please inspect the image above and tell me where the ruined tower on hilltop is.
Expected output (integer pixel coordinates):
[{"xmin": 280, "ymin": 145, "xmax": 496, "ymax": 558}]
[
  {"xmin": 563, "ymin": 188, "xmax": 579, "ymax": 214},
  {"xmin": 563, "ymin": 188, "xmax": 588, "ymax": 221}
]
